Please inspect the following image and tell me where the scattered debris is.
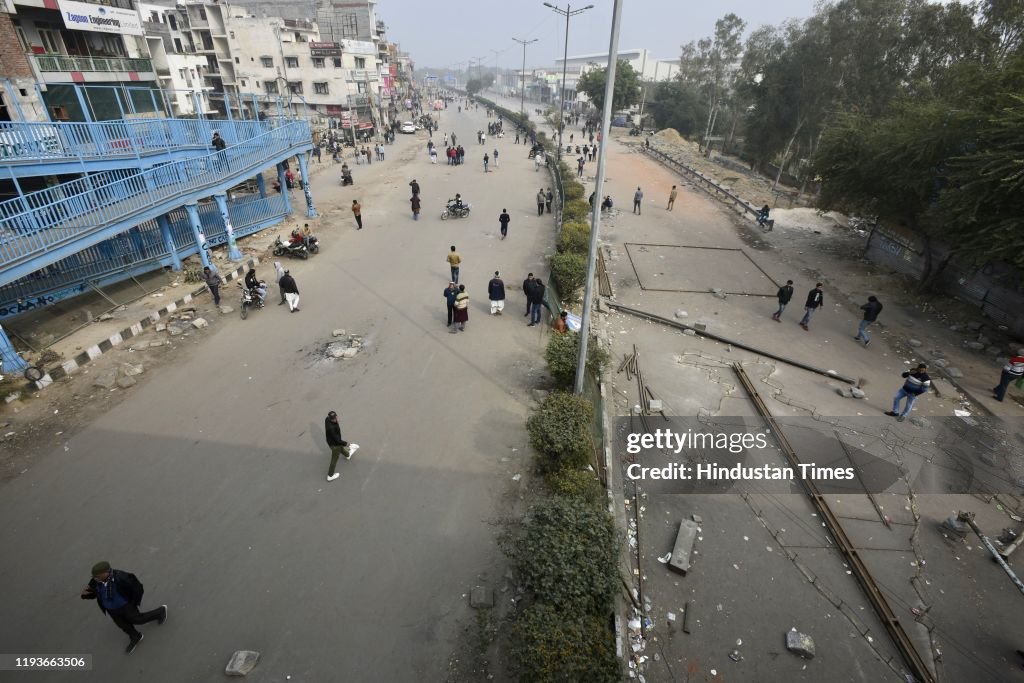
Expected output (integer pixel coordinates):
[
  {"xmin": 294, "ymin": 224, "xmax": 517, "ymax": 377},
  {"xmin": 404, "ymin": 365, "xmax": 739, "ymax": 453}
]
[
  {"xmin": 191, "ymin": 317, "xmax": 209, "ymax": 329},
  {"xmin": 225, "ymin": 650, "xmax": 260, "ymax": 677},
  {"xmin": 785, "ymin": 629, "xmax": 815, "ymax": 659}
]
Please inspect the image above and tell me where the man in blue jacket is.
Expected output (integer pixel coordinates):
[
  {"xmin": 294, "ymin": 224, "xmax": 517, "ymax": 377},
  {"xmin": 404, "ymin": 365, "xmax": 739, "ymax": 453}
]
[
  {"xmin": 81, "ymin": 562, "xmax": 166, "ymax": 654},
  {"xmin": 886, "ymin": 364, "xmax": 931, "ymax": 421},
  {"xmin": 443, "ymin": 281, "xmax": 459, "ymax": 326}
]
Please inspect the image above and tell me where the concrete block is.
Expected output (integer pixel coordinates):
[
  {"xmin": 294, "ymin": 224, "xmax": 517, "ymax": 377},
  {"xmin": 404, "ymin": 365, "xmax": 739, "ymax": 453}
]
[
  {"xmin": 341, "ymin": 348, "xmax": 359, "ymax": 358},
  {"xmin": 333, "ymin": 328, "xmax": 347, "ymax": 337},
  {"xmin": 150, "ymin": 341, "xmax": 167, "ymax": 348},
  {"xmin": 683, "ymin": 329, "xmax": 697, "ymax": 336},
  {"xmin": 155, "ymin": 323, "xmax": 167, "ymax": 332},
  {"xmin": 98, "ymin": 313, "xmax": 113, "ymax": 321},
  {"xmin": 115, "ymin": 376, "xmax": 137, "ymax": 389},
  {"xmin": 470, "ymin": 586, "xmax": 494, "ymax": 609},
  {"xmin": 167, "ymin": 323, "xmax": 187, "ymax": 336},
  {"xmin": 785, "ymin": 630, "xmax": 815, "ymax": 659},
  {"xmin": 674, "ymin": 310, "xmax": 688, "ymax": 319},
  {"xmin": 668, "ymin": 520, "xmax": 699, "ymax": 575},
  {"xmin": 93, "ymin": 370, "xmax": 118, "ymax": 390},
  {"xmin": 225, "ymin": 650, "xmax": 260, "ymax": 677},
  {"xmin": 219, "ymin": 305, "xmax": 234, "ymax": 314},
  {"xmin": 329, "ymin": 345, "xmax": 346, "ymax": 359},
  {"xmin": 121, "ymin": 363, "xmax": 144, "ymax": 377},
  {"xmin": 85, "ymin": 345, "xmax": 103, "ymax": 360},
  {"xmin": 850, "ymin": 387, "xmax": 866, "ymax": 399},
  {"xmin": 191, "ymin": 317, "xmax": 209, "ymax": 329},
  {"xmin": 908, "ymin": 338, "xmax": 922, "ymax": 347},
  {"xmin": 4, "ymin": 393, "xmax": 19, "ymax": 404}
]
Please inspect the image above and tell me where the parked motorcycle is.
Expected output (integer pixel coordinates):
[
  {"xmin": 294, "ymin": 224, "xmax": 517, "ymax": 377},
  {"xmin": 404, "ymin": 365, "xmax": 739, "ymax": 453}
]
[
  {"xmin": 273, "ymin": 235, "xmax": 309, "ymax": 259},
  {"xmin": 441, "ymin": 200, "xmax": 471, "ymax": 220},
  {"xmin": 238, "ymin": 281, "xmax": 267, "ymax": 320},
  {"xmin": 302, "ymin": 233, "xmax": 320, "ymax": 254}
]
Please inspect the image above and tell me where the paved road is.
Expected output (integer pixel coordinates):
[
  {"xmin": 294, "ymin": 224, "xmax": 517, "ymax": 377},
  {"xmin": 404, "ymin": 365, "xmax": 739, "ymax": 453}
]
[{"xmin": 0, "ymin": 104, "xmax": 558, "ymax": 682}]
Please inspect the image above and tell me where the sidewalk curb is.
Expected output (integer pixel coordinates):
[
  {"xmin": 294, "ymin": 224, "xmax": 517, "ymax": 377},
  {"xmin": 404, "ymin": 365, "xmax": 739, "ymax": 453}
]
[{"xmin": 30, "ymin": 257, "xmax": 260, "ymax": 391}]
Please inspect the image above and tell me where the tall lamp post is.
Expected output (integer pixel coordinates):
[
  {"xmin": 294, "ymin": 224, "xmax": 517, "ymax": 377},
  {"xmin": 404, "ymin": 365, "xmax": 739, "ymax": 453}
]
[
  {"xmin": 544, "ymin": 2, "xmax": 593, "ymax": 166},
  {"xmin": 575, "ymin": 0, "xmax": 623, "ymax": 394},
  {"xmin": 512, "ymin": 37, "xmax": 538, "ymax": 120},
  {"xmin": 490, "ymin": 48, "xmax": 505, "ymax": 92}
]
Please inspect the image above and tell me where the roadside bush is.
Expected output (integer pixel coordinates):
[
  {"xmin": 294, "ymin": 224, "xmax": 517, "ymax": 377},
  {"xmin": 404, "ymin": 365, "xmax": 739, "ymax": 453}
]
[
  {"xmin": 550, "ymin": 252, "xmax": 587, "ymax": 299},
  {"xmin": 562, "ymin": 199, "xmax": 591, "ymax": 221},
  {"xmin": 544, "ymin": 330, "xmax": 610, "ymax": 390},
  {"xmin": 526, "ymin": 392, "xmax": 592, "ymax": 472},
  {"xmin": 558, "ymin": 220, "xmax": 590, "ymax": 253},
  {"xmin": 510, "ymin": 603, "xmax": 620, "ymax": 683},
  {"xmin": 507, "ymin": 496, "xmax": 619, "ymax": 614},
  {"xmin": 546, "ymin": 467, "xmax": 601, "ymax": 502},
  {"xmin": 563, "ymin": 182, "xmax": 585, "ymax": 201}
]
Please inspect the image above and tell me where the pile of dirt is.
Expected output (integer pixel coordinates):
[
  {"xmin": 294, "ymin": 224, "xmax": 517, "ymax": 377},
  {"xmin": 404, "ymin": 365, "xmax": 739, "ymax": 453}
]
[{"xmin": 654, "ymin": 128, "xmax": 692, "ymax": 149}]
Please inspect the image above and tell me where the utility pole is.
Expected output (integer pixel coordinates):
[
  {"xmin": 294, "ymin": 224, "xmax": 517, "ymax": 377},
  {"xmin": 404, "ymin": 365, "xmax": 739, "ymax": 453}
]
[
  {"xmin": 575, "ymin": 0, "xmax": 622, "ymax": 395},
  {"xmin": 512, "ymin": 37, "xmax": 538, "ymax": 120},
  {"xmin": 544, "ymin": 3, "xmax": 593, "ymax": 166}
]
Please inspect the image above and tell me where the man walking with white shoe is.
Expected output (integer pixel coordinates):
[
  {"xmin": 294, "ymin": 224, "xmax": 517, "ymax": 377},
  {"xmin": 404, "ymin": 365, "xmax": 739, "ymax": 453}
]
[{"xmin": 325, "ymin": 411, "xmax": 358, "ymax": 481}]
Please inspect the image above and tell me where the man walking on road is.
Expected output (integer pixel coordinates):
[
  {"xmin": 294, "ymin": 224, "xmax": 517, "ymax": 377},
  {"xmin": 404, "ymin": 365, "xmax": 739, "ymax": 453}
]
[
  {"xmin": 993, "ymin": 355, "xmax": 1024, "ymax": 402},
  {"xmin": 577, "ymin": 156, "xmax": 585, "ymax": 177},
  {"xmin": 352, "ymin": 200, "xmax": 363, "ymax": 230},
  {"xmin": 409, "ymin": 179, "xmax": 420, "ymax": 197},
  {"xmin": 483, "ymin": 153, "xmax": 490, "ymax": 172},
  {"xmin": 633, "ymin": 187, "xmax": 644, "ymax": 214},
  {"xmin": 536, "ymin": 189, "xmax": 546, "ymax": 216},
  {"xmin": 274, "ymin": 261, "xmax": 287, "ymax": 305},
  {"xmin": 523, "ymin": 273, "xmax": 537, "ymax": 316},
  {"xmin": 81, "ymin": 562, "xmax": 167, "ymax": 654},
  {"xmin": 854, "ymin": 295, "xmax": 883, "ymax": 346},
  {"xmin": 493, "ymin": 148, "xmax": 499, "ymax": 168},
  {"xmin": 279, "ymin": 270, "xmax": 300, "ymax": 313},
  {"xmin": 202, "ymin": 266, "xmax": 222, "ymax": 306},
  {"xmin": 771, "ymin": 280, "xmax": 794, "ymax": 321},
  {"xmin": 546, "ymin": 188, "xmax": 554, "ymax": 214},
  {"xmin": 667, "ymin": 185, "xmax": 678, "ymax": 211},
  {"xmin": 886, "ymin": 364, "xmax": 931, "ymax": 421},
  {"xmin": 527, "ymin": 278, "xmax": 546, "ymax": 326},
  {"xmin": 799, "ymin": 283, "xmax": 824, "ymax": 330},
  {"xmin": 498, "ymin": 209, "xmax": 511, "ymax": 239},
  {"xmin": 443, "ymin": 281, "xmax": 459, "ymax": 326},
  {"xmin": 411, "ymin": 193, "xmax": 421, "ymax": 220},
  {"xmin": 325, "ymin": 410, "xmax": 357, "ymax": 482},
  {"xmin": 488, "ymin": 271, "xmax": 506, "ymax": 315},
  {"xmin": 447, "ymin": 246, "xmax": 462, "ymax": 284}
]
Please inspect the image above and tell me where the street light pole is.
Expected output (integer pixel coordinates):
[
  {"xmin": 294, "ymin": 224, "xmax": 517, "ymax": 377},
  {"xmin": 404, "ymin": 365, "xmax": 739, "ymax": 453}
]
[
  {"xmin": 574, "ymin": 0, "xmax": 622, "ymax": 395},
  {"xmin": 544, "ymin": 2, "xmax": 593, "ymax": 167},
  {"xmin": 512, "ymin": 37, "xmax": 538, "ymax": 120}
]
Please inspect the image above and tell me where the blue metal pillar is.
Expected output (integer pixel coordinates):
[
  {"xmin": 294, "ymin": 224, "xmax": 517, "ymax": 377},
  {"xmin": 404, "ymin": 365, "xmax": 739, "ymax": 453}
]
[
  {"xmin": 256, "ymin": 173, "xmax": 267, "ymax": 198},
  {"xmin": 297, "ymin": 153, "xmax": 317, "ymax": 217},
  {"xmin": 214, "ymin": 193, "xmax": 243, "ymax": 260},
  {"xmin": 73, "ymin": 85, "xmax": 93, "ymax": 123},
  {"xmin": 277, "ymin": 163, "xmax": 291, "ymax": 213},
  {"xmin": 157, "ymin": 214, "xmax": 181, "ymax": 271},
  {"xmin": 185, "ymin": 203, "xmax": 212, "ymax": 268},
  {"xmin": 0, "ymin": 324, "xmax": 28, "ymax": 374}
]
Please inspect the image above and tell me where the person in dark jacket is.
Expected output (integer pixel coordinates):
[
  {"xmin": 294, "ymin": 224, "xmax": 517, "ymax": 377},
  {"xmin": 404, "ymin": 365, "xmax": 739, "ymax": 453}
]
[
  {"xmin": 488, "ymin": 271, "xmax": 506, "ymax": 315},
  {"xmin": 771, "ymin": 280, "xmax": 794, "ymax": 321},
  {"xmin": 545, "ymin": 189, "xmax": 554, "ymax": 213},
  {"xmin": 211, "ymin": 132, "xmax": 226, "ymax": 151},
  {"xmin": 81, "ymin": 562, "xmax": 166, "ymax": 654},
  {"xmin": 527, "ymin": 278, "xmax": 546, "ymax": 326},
  {"xmin": 279, "ymin": 270, "xmax": 300, "ymax": 313},
  {"xmin": 409, "ymin": 179, "xmax": 420, "ymax": 196},
  {"xmin": 855, "ymin": 295, "xmax": 883, "ymax": 346},
  {"xmin": 799, "ymin": 283, "xmax": 824, "ymax": 330},
  {"xmin": 522, "ymin": 273, "xmax": 537, "ymax": 316},
  {"xmin": 202, "ymin": 266, "xmax": 222, "ymax": 306},
  {"xmin": 886, "ymin": 364, "xmax": 931, "ymax": 421},
  {"xmin": 498, "ymin": 209, "xmax": 511, "ymax": 239},
  {"xmin": 443, "ymin": 281, "xmax": 459, "ymax": 326},
  {"xmin": 993, "ymin": 355, "xmax": 1024, "ymax": 402},
  {"xmin": 325, "ymin": 410, "xmax": 357, "ymax": 481}
]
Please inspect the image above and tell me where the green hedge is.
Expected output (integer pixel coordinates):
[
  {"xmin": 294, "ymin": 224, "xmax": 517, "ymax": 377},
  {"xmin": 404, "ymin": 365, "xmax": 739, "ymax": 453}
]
[
  {"xmin": 546, "ymin": 467, "xmax": 602, "ymax": 502},
  {"xmin": 550, "ymin": 252, "xmax": 587, "ymax": 299},
  {"xmin": 558, "ymin": 220, "xmax": 590, "ymax": 253},
  {"xmin": 563, "ymin": 182, "xmax": 585, "ymax": 202},
  {"xmin": 543, "ymin": 330, "xmax": 609, "ymax": 391},
  {"xmin": 562, "ymin": 199, "xmax": 591, "ymax": 222},
  {"xmin": 510, "ymin": 603, "xmax": 620, "ymax": 683},
  {"xmin": 526, "ymin": 392, "xmax": 593, "ymax": 473}
]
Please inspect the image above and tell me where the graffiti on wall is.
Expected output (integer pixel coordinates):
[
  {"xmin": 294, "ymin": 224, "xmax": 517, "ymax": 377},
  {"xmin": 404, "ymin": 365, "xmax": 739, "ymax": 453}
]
[{"xmin": 0, "ymin": 284, "xmax": 89, "ymax": 320}]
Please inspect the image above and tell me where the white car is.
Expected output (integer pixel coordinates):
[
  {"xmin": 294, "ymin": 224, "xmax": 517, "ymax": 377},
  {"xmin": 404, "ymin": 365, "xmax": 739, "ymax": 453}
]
[{"xmin": 400, "ymin": 121, "xmax": 416, "ymax": 134}]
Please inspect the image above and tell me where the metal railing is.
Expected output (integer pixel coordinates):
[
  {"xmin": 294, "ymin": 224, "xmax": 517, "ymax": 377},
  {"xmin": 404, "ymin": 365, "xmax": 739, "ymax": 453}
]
[
  {"xmin": 32, "ymin": 54, "xmax": 154, "ymax": 73},
  {"xmin": 0, "ymin": 121, "xmax": 310, "ymax": 271},
  {"xmin": 0, "ymin": 119, "xmax": 276, "ymax": 163}
]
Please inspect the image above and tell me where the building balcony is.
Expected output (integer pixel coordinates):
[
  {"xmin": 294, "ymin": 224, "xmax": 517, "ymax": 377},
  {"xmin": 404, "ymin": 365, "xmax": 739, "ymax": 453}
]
[{"xmin": 32, "ymin": 54, "xmax": 155, "ymax": 74}]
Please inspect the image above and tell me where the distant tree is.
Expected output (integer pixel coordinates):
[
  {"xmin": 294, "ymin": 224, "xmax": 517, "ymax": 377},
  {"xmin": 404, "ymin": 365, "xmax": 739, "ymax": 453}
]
[
  {"xmin": 647, "ymin": 81, "xmax": 706, "ymax": 136},
  {"xmin": 466, "ymin": 78, "xmax": 483, "ymax": 95},
  {"xmin": 576, "ymin": 60, "xmax": 640, "ymax": 113}
]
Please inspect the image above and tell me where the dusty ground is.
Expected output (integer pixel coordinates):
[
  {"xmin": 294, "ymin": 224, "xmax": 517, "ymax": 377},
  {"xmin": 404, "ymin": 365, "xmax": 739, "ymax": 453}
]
[{"xmin": 593, "ymin": 131, "xmax": 1024, "ymax": 683}]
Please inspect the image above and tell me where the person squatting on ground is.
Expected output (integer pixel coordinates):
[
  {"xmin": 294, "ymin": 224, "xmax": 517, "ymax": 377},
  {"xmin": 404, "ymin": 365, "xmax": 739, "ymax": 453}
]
[
  {"xmin": 855, "ymin": 295, "xmax": 883, "ymax": 346},
  {"xmin": 488, "ymin": 271, "xmax": 506, "ymax": 315},
  {"xmin": 325, "ymin": 410, "xmax": 358, "ymax": 481},
  {"xmin": 81, "ymin": 562, "xmax": 167, "ymax": 654},
  {"xmin": 772, "ymin": 280, "xmax": 794, "ymax": 321},
  {"xmin": 886, "ymin": 364, "xmax": 931, "ymax": 421},
  {"xmin": 799, "ymin": 283, "xmax": 824, "ymax": 330}
]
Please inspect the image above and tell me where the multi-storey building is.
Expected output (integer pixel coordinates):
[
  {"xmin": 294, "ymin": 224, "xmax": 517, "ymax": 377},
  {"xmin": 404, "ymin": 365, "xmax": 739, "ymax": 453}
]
[
  {"xmin": 139, "ymin": 2, "xmax": 210, "ymax": 116},
  {"xmin": 2, "ymin": 0, "xmax": 158, "ymax": 122}
]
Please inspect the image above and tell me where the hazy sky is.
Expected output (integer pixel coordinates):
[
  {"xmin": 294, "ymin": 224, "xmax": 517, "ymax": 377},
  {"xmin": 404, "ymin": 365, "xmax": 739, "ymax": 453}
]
[{"xmin": 379, "ymin": 0, "xmax": 820, "ymax": 71}]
